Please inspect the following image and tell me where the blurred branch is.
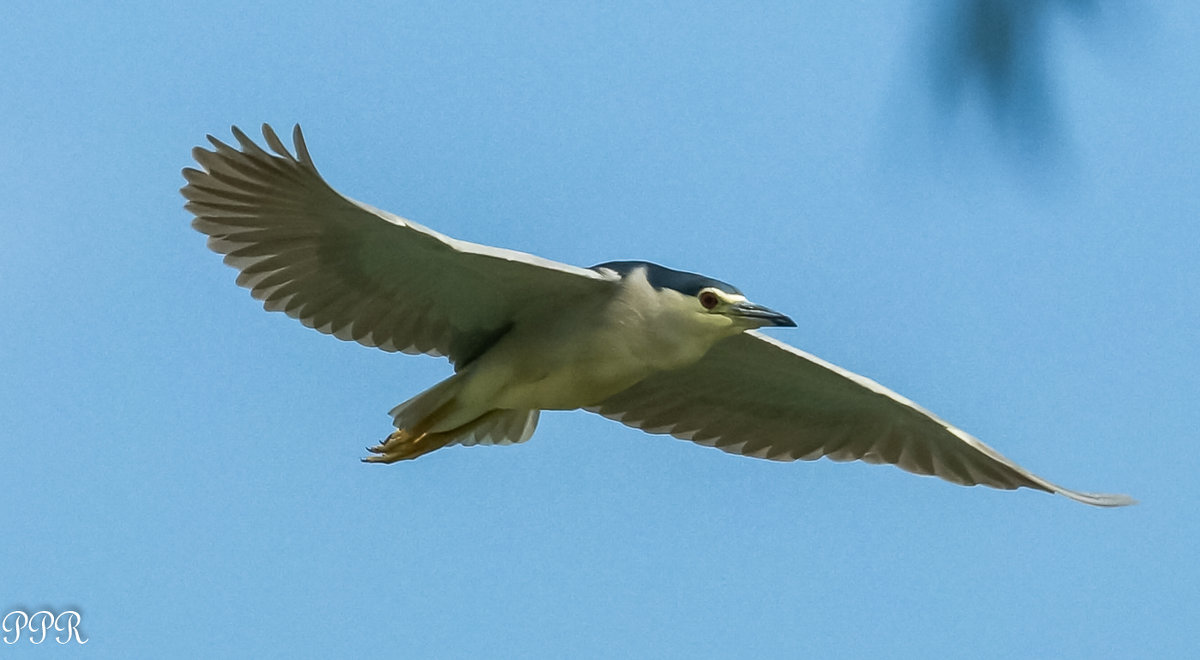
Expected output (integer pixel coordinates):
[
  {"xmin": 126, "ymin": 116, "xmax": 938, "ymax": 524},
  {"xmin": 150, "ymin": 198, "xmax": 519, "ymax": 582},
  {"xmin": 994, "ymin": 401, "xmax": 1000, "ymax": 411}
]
[{"xmin": 928, "ymin": 0, "xmax": 1099, "ymax": 154}]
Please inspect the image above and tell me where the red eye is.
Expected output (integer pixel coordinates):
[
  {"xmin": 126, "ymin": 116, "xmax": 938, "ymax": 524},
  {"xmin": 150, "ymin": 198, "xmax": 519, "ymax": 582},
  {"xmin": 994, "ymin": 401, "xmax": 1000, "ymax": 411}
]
[{"xmin": 698, "ymin": 290, "xmax": 720, "ymax": 310}]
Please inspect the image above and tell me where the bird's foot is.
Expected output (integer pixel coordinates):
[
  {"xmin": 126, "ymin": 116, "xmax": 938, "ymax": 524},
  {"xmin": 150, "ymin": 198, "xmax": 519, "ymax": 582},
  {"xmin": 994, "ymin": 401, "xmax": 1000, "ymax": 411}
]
[{"xmin": 362, "ymin": 428, "xmax": 448, "ymax": 463}]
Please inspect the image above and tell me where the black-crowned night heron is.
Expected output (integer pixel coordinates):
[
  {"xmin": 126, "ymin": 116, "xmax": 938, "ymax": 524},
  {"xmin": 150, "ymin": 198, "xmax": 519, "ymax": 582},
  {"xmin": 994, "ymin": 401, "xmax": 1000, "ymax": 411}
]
[{"xmin": 183, "ymin": 125, "xmax": 1133, "ymax": 507}]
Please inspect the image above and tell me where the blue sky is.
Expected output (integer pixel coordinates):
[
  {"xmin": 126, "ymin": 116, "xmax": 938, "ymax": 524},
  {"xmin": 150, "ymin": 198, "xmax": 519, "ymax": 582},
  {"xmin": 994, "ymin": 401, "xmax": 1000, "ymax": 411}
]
[{"xmin": 1, "ymin": 1, "xmax": 1196, "ymax": 657}]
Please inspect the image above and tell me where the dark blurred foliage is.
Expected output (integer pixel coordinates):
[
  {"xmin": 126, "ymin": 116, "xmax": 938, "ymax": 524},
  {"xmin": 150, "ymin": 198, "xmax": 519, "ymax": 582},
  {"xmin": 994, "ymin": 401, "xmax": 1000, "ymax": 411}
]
[{"xmin": 928, "ymin": 0, "xmax": 1101, "ymax": 157}]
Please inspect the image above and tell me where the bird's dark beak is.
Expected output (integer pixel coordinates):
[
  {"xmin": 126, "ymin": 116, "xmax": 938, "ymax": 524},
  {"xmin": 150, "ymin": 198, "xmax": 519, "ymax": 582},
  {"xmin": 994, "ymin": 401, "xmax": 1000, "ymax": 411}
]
[{"xmin": 728, "ymin": 301, "xmax": 796, "ymax": 327}]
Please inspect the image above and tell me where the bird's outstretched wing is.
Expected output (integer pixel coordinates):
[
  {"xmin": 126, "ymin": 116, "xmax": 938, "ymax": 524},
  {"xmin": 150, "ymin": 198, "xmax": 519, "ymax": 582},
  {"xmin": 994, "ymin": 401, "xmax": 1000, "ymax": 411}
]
[
  {"xmin": 588, "ymin": 331, "xmax": 1134, "ymax": 506},
  {"xmin": 183, "ymin": 124, "xmax": 607, "ymax": 367}
]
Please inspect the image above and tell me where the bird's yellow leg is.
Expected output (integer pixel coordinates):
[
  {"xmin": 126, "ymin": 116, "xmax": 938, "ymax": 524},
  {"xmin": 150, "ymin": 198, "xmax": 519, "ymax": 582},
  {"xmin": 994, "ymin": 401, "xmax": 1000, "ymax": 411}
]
[
  {"xmin": 362, "ymin": 400, "xmax": 459, "ymax": 463},
  {"xmin": 363, "ymin": 428, "xmax": 455, "ymax": 463}
]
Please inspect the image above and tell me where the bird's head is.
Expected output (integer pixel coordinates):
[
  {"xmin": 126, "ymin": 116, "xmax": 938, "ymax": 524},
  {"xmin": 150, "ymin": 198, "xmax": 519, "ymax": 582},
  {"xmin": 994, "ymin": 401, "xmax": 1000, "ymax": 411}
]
[{"xmin": 592, "ymin": 260, "xmax": 796, "ymax": 331}]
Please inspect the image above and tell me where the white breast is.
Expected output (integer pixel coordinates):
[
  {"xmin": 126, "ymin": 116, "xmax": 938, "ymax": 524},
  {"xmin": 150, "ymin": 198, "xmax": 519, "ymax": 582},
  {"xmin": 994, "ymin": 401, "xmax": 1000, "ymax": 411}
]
[{"xmin": 468, "ymin": 267, "xmax": 740, "ymax": 411}]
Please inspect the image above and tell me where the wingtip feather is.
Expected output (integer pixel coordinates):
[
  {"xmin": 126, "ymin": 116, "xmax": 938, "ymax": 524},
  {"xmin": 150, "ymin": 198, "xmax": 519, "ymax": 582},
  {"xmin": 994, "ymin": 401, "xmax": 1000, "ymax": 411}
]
[
  {"xmin": 1056, "ymin": 489, "xmax": 1137, "ymax": 507},
  {"xmin": 292, "ymin": 124, "xmax": 314, "ymax": 167},
  {"xmin": 261, "ymin": 123, "xmax": 292, "ymax": 159}
]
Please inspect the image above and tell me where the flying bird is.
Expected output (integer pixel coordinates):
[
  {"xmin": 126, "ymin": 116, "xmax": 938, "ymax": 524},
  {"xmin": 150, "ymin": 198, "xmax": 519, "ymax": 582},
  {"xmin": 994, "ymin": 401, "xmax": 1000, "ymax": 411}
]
[{"xmin": 182, "ymin": 124, "xmax": 1133, "ymax": 507}]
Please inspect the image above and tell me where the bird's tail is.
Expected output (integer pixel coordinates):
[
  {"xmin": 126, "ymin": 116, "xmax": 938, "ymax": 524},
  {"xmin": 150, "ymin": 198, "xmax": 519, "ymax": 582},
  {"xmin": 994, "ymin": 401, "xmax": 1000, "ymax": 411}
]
[
  {"xmin": 387, "ymin": 375, "xmax": 540, "ymax": 448},
  {"xmin": 449, "ymin": 408, "xmax": 541, "ymax": 447}
]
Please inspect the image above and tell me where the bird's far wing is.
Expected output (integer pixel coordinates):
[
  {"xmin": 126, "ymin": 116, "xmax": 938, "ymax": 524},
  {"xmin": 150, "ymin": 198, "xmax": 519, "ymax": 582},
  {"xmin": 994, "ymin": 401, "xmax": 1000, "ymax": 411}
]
[
  {"xmin": 183, "ymin": 124, "xmax": 609, "ymax": 367},
  {"xmin": 587, "ymin": 330, "xmax": 1133, "ymax": 507}
]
